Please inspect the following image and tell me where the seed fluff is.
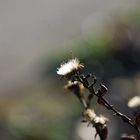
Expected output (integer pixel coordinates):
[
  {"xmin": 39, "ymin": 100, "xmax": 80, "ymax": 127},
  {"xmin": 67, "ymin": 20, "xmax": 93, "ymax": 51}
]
[{"xmin": 57, "ymin": 58, "xmax": 84, "ymax": 76}]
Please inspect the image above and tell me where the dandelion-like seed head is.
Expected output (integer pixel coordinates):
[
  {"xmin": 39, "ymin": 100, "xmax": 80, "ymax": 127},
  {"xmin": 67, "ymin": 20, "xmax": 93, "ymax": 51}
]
[
  {"xmin": 57, "ymin": 58, "xmax": 84, "ymax": 76},
  {"xmin": 128, "ymin": 96, "xmax": 140, "ymax": 108}
]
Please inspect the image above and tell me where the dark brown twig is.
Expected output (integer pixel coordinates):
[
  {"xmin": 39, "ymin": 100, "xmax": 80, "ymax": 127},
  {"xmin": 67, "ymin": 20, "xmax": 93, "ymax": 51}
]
[{"xmin": 75, "ymin": 73, "xmax": 140, "ymax": 133}]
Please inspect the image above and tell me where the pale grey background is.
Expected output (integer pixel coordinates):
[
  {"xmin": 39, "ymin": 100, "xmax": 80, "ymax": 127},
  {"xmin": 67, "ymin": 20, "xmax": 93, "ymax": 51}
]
[{"xmin": 0, "ymin": 0, "xmax": 138, "ymax": 94}]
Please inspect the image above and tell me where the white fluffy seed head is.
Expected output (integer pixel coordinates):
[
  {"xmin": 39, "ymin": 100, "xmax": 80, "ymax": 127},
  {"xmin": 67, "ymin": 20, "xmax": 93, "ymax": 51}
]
[
  {"xmin": 57, "ymin": 58, "xmax": 84, "ymax": 76},
  {"xmin": 128, "ymin": 96, "xmax": 140, "ymax": 108}
]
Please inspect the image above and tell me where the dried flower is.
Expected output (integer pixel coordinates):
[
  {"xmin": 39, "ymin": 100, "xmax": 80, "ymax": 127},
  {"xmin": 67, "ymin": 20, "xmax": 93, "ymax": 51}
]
[
  {"xmin": 120, "ymin": 133, "xmax": 137, "ymax": 140},
  {"xmin": 64, "ymin": 81, "xmax": 84, "ymax": 93},
  {"xmin": 94, "ymin": 115, "xmax": 109, "ymax": 125},
  {"xmin": 57, "ymin": 58, "xmax": 84, "ymax": 76},
  {"xmin": 83, "ymin": 109, "xmax": 96, "ymax": 122},
  {"xmin": 83, "ymin": 109, "xmax": 109, "ymax": 124},
  {"xmin": 83, "ymin": 110, "xmax": 109, "ymax": 140},
  {"xmin": 128, "ymin": 96, "xmax": 140, "ymax": 108}
]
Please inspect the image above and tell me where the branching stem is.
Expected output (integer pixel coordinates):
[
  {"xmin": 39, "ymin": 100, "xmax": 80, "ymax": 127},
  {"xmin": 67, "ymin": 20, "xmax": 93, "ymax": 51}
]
[{"xmin": 75, "ymin": 73, "xmax": 140, "ymax": 133}]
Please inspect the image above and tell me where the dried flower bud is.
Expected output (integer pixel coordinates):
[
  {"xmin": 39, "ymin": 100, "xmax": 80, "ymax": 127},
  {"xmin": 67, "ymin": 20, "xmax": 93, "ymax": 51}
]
[
  {"xmin": 120, "ymin": 134, "xmax": 137, "ymax": 140},
  {"xmin": 120, "ymin": 137, "xmax": 136, "ymax": 140},
  {"xmin": 83, "ymin": 109, "xmax": 96, "ymax": 122},
  {"xmin": 94, "ymin": 115, "xmax": 109, "ymax": 140},
  {"xmin": 83, "ymin": 109, "xmax": 109, "ymax": 125},
  {"xmin": 64, "ymin": 81, "xmax": 84, "ymax": 93},
  {"xmin": 94, "ymin": 115, "xmax": 109, "ymax": 125},
  {"xmin": 83, "ymin": 109, "xmax": 109, "ymax": 140},
  {"xmin": 95, "ymin": 123, "xmax": 108, "ymax": 140}
]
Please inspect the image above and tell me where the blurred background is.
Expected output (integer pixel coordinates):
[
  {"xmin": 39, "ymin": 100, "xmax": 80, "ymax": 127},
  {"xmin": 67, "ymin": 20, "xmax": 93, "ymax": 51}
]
[{"xmin": 0, "ymin": 0, "xmax": 140, "ymax": 140}]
